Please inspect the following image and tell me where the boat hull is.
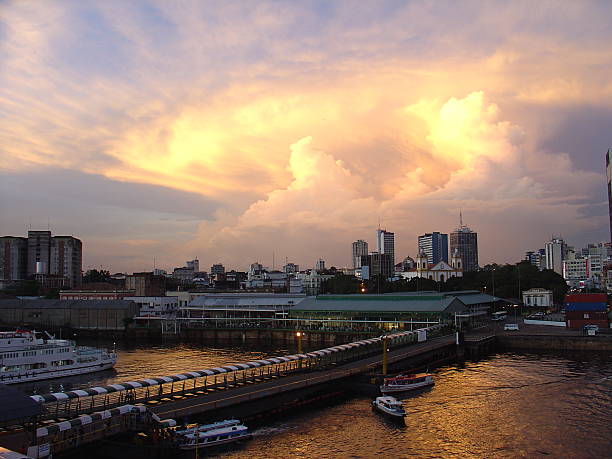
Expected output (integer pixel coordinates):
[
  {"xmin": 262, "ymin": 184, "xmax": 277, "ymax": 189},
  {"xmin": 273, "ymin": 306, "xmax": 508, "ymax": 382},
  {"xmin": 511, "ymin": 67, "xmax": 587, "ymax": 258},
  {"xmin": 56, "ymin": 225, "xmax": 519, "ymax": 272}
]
[
  {"xmin": 178, "ymin": 433, "xmax": 251, "ymax": 450},
  {"xmin": 371, "ymin": 403, "xmax": 406, "ymax": 419},
  {"xmin": 0, "ymin": 360, "xmax": 116, "ymax": 385},
  {"xmin": 380, "ymin": 379, "xmax": 434, "ymax": 394}
]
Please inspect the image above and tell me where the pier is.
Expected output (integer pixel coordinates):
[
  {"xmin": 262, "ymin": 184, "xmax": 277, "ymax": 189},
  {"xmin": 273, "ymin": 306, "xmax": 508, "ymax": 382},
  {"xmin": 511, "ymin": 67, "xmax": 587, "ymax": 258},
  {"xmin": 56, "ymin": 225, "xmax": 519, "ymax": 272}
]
[{"xmin": 0, "ymin": 325, "xmax": 456, "ymax": 457}]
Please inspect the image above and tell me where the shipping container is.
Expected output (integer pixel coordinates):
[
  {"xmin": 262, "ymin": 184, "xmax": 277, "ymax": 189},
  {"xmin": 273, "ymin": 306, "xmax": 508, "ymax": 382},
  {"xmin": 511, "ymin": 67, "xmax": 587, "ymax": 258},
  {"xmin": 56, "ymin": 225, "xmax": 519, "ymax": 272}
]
[
  {"xmin": 565, "ymin": 311, "xmax": 609, "ymax": 320},
  {"xmin": 565, "ymin": 293, "xmax": 607, "ymax": 303},
  {"xmin": 565, "ymin": 319, "xmax": 609, "ymax": 330},
  {"xmin": 564, "ymin": 302, "xmax": 608, "ymax": 312}
]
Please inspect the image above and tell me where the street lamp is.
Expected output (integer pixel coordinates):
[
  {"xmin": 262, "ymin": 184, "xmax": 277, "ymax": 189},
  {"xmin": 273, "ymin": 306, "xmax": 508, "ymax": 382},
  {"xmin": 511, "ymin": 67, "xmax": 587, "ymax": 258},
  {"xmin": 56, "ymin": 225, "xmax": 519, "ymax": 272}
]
[{"xmin": 296, "ymin": 331, "xmax": 304, "ymax": 354}]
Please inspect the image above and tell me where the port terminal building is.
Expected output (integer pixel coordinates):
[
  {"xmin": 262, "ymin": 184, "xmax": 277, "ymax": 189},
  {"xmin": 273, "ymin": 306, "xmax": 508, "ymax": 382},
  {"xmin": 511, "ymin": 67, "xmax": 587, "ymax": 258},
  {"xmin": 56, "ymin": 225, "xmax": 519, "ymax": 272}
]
[{"xmin": 287, "ymin": 291, "xmax": 497, "ymax": 331}]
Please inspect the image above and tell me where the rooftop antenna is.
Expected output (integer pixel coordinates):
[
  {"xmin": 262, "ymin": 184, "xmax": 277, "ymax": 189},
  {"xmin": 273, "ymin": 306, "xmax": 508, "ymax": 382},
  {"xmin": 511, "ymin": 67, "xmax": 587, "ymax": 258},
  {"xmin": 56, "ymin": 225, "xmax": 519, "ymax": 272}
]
[
  {"xmin": 272, "ymin": 251, "xmax": 275, "ymax": 270},
  {"xmin": 459, "ymin": 209, "xmax": 463, "ymax": 227},
  {"xmin": 47, "ymin": 217, "xmax": 50, "ymax": 231}
]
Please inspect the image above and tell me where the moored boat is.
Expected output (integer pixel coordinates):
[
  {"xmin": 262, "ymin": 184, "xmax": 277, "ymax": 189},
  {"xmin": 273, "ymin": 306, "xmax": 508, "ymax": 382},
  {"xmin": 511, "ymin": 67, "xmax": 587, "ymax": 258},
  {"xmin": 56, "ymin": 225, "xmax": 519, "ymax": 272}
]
[
  {"xmin": 380, "ymin": 373, "xmax": 434, "ymax": 394},
  {"xmin": 176, "ymin": 421, "xmax": 251, "ymax": 450},
  {"xmin": 0, "ymin": 330, "xmax": 116, "ymax": 384},
  {"xmin": 372, "ymin": 396, "xmax": 406, "ymax": 419}
]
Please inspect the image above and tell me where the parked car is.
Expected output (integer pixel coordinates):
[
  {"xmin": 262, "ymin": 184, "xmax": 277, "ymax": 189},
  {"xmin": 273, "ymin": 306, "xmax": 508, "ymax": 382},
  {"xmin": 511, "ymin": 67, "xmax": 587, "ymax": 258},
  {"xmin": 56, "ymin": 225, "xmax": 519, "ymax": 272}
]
[{"xmin": 504, "ymin": 323, "xmax": 519, "ymax": 331}]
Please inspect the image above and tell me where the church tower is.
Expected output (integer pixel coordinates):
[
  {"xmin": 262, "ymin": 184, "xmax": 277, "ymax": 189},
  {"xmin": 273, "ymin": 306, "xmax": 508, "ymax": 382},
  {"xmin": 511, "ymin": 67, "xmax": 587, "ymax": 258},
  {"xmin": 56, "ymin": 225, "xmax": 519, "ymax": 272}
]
[{"xmin": 451, "ymin": 248, "xmax": 462, "ymax": 270}]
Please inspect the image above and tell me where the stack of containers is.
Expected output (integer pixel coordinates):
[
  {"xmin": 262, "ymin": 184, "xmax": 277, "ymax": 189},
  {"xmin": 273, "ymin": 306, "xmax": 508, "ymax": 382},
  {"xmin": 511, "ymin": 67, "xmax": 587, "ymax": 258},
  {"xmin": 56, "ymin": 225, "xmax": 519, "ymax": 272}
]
[{"xmin": 564, "ymin": 293, "xmax": 609, "ymax": 330}]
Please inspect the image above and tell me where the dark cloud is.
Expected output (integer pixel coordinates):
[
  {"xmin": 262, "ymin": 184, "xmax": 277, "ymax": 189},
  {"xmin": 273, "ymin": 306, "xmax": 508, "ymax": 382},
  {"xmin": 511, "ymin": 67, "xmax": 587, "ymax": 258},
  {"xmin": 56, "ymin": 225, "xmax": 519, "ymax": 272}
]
[{"xmin": 0, "ymin": 168, "xmax": 219, "ymax": 219}]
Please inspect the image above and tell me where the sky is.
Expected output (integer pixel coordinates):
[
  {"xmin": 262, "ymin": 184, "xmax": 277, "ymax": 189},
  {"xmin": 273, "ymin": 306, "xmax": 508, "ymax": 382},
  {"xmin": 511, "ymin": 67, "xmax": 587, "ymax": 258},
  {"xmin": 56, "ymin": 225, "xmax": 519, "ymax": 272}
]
[{"xmin": 1, "ymin": 0, "xmax": 611, "ymax": 273}]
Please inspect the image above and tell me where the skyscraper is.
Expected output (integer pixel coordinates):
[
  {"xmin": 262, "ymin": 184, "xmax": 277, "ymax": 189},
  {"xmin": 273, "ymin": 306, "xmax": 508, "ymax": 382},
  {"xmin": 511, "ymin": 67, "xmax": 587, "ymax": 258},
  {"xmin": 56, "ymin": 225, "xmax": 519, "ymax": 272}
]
[
  {"xmin": 450, "ymin": 214, "xmax": 478, "ymax": 272},
  {"xmin": 352, "ymin": 239, "xmax": 368, "ymax": 268},
  {"xmin": 418, "ymin": 232, "xmax": 449, "ymax": 264},
  {"xmin": 607, "ymin": 149, "xmax": 612, "ymax": 243},
  {"xmin": 376, "ymin": 229, "xmax": 395, "ymax": 267}
]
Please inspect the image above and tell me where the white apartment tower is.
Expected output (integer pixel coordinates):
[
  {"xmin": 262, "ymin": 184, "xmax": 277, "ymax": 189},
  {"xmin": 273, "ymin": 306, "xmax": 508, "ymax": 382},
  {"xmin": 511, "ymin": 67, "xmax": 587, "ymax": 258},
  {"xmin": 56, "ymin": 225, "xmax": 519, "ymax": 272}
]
[{"xmin": 544, "ymin": 237, "xmax": 566, "ymax": 275}]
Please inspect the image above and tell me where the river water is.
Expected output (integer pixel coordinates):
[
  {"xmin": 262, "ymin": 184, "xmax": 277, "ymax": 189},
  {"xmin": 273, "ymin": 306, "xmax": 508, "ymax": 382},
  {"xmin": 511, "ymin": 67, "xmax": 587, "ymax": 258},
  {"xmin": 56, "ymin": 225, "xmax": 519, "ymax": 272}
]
[{"xmin": 19, "ymin": 340, "xmax": 612, "ymax": 458}]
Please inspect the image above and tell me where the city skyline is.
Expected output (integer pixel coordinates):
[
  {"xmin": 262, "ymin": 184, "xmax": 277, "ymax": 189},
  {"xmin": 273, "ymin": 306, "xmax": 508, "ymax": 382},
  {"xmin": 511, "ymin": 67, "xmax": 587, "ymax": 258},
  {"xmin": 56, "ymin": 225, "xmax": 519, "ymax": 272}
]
[{"xmin": 1, "ymin": 1, "xmax": 611, "ymax": 272}]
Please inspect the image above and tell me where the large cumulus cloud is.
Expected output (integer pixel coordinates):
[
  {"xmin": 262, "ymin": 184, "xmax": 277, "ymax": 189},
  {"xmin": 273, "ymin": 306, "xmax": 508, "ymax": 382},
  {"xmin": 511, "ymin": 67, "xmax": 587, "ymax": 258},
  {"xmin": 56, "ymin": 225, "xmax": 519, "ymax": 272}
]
[{"xmin": 1, "ymin": 1, "xmax": 610, "ymax": 271}]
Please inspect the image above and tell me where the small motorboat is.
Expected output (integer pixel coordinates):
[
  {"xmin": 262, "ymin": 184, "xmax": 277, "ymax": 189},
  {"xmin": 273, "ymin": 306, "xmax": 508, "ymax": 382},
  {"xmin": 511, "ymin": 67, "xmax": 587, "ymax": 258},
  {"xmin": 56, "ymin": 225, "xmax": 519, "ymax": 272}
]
[
  {"xmin": 176, "ymin": 421, "xmax": 251, "ymax": 450},
  {"xmin": 380, "ymin": 373, "xmax": 434, "ymax": 394},
  {"xmin": 372, "ymin": 396, "xmax": 406, "ymax": 419}
]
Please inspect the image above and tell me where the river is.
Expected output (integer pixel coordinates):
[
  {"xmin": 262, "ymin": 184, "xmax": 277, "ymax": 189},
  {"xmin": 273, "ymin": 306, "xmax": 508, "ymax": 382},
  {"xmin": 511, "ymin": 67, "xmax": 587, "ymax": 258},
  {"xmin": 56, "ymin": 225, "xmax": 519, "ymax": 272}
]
[{"xmin": 18, "ymin": 340, "xmax": 612, "ymax": 458}]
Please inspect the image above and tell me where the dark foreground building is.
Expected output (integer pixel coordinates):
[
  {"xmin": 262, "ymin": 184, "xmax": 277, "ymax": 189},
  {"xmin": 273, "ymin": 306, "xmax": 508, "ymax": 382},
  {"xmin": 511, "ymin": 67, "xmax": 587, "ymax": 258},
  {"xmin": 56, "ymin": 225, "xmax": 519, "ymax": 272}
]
[{"xmin": 0, "ymin": 299, "xmax": 138, "ymax": 330}]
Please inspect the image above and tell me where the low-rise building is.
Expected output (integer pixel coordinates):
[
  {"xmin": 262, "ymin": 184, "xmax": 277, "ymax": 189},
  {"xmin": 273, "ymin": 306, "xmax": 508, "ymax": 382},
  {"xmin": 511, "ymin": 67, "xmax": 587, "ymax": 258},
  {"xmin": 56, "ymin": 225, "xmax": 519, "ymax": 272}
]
[
  {"xmin": 132, "ymin": 296, "xmax": 179, "ymax": 318},
  {"xmin": 289, "ymin": 292, "xmax": 468, "ymax": 331},
  {"xmin": 180, "ymin": 293, "xmax": 307, "ymax": 325},
  {"xmin": 522, "ymin": 288, "xmax": 553, "ymax": 308}
]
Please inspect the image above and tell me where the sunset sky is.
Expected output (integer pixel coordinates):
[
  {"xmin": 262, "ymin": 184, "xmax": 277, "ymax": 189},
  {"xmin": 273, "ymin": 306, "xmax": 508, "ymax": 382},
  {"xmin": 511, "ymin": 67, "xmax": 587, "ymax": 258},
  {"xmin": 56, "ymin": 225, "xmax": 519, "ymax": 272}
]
[{"xmin": 1, "ymin": 1, "xmax": 611, "ymax": 273}]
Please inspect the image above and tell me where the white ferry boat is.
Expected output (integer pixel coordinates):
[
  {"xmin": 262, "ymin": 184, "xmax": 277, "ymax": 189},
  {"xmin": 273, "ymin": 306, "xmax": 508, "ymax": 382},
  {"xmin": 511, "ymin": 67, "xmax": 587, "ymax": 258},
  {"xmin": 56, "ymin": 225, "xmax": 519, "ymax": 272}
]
[
  {"xmin": 380, "ymin": 373, "xmax": 434, "ymax": 394},
  {"xmin": 176, "ymin": 421, "xmax": 251, "ymax": 450},
  {"xmin": 0, "ymin": 330, "xmax": 116, "ymax": 384}
]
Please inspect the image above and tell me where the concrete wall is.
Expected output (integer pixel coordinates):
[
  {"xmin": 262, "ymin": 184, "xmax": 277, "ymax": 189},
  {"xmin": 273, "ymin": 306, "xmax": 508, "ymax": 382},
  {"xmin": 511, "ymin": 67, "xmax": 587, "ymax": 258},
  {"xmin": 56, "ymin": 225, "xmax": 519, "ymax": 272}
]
[{"xmin": 497, "ymin": 334, "xmax": 612, "ymax": 351}]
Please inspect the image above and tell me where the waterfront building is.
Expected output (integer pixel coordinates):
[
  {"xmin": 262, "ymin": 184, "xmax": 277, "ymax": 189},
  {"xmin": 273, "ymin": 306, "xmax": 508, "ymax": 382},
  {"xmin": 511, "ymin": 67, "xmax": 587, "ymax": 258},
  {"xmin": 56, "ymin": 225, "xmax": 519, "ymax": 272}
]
[
  {"xmin": 60, "ymin": 283, "xmax": 135, "ymax": 300},
  {"xmin": 522, "ymin": 288, "xmax": 553, "ymax": 308},
  {"xmin": 210, "ymin": 263, "xmax": 225, "ymax": 276},
  {"xmin": 352, "ymin": 240, "xmax": 369, "ymax": 269},
  {"xmin": 289, "ymin": 290, "xmax": 496, "ymax": 330},
  {"xmin": 0, "ymin": 236, "xmax": 28, "ymax": 287},
  {"xmin": 132, "ymin": 296, "xmax": 179, "ymax": 318},
  {"xmin": 0, "ymin": 298, "xmax": 138, "ymax": 330},
  {"xmin": 179, "ymin": 293, "xmax": 307, "ymax": 325},
  {"xmin": 400, "ymin": 250, "xmax": 463, "ymax": 282},
  {"xmin": 376, "ymin": 229, "xmax": 395, "ymax": 267},
  {"xmin": 544, "ymin": 237, "xmax": 566, "ymax": 275},
  {"xmin": 449, "ymin": 218, "xmax": 478, "ymax": 272},
  {"xmin": 418, "ymin": 232, "xmax": 449, "ymax": 264}
]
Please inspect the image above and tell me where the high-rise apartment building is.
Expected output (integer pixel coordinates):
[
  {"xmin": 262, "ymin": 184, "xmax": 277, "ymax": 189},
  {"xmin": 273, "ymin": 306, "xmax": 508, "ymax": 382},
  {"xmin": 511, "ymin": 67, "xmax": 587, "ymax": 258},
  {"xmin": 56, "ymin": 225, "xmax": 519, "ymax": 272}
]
[
  {"xmin": 605, "ymin": 149, "xmax": 612, "ymax": 242},
  {"xmin": 0, "ymin": 237, "xmax": 28, "ymax": 285},
  {"xmin": 376, "ymin": 229, "xmax": 395, "ymax": 267},
  {"xmin": 418, "ymin": 232, "xmax": 449, "ymax": 264},
  {"xmin": 50, "ymin": 236, "xmax": 82, "ymax": 288},
  {"xmin": 1, "ymin": 230, "xmax": 83, "ymax": 288},
  {"xmin": 352, "ymin": 240, "xmax": 369, "ymax": 268},
  {"xmin": 450, "ymin": 218, "xmax": 478, "ymax": 272},
  {"xmin": 27, "ymin": 230, "xmax": 52, "ymax": 275},
  {"xmin": 544, "ymin": 237, "xmax": 566, "ymax": 275}
]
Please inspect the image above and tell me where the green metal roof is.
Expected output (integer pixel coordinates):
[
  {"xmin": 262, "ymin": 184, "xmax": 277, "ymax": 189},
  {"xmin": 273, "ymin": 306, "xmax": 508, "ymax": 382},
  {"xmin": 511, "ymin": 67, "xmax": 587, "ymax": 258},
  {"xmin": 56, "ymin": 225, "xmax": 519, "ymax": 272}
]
[{"xmin": 292, "ymin": 295, "xmax": 466, "ymax": 313}]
